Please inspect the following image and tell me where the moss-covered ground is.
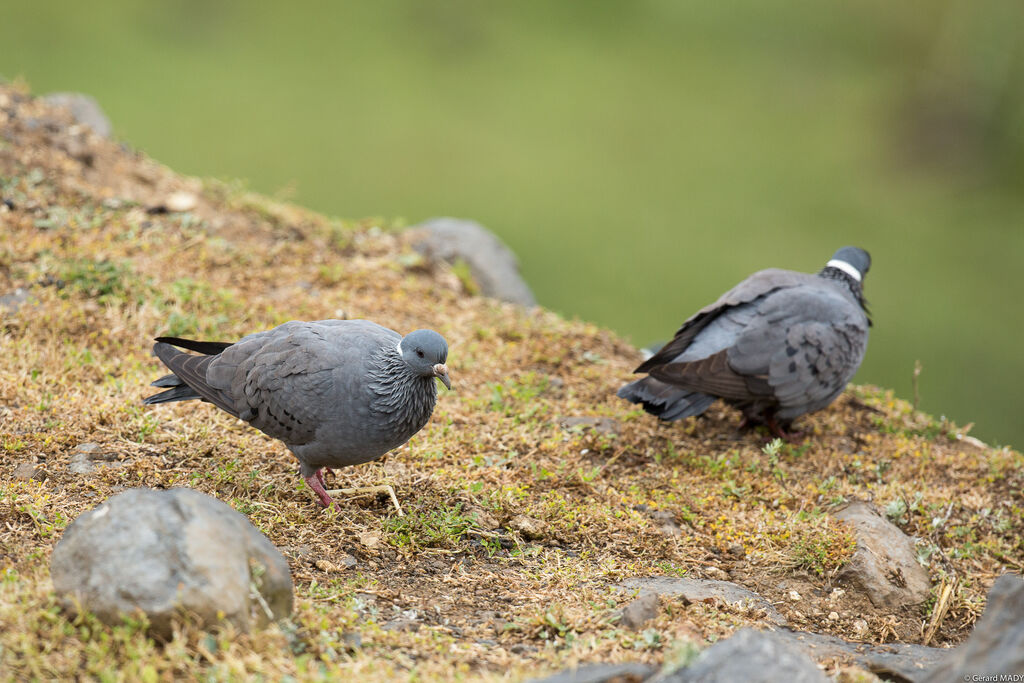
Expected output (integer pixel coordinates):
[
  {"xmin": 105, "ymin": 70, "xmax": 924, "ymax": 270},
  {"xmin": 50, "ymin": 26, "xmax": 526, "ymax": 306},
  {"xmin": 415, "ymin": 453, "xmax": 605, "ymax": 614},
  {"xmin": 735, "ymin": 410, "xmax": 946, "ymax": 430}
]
[{"xmin": 1, "ymin": 85, "xmax": 1022, "ymax": 681}]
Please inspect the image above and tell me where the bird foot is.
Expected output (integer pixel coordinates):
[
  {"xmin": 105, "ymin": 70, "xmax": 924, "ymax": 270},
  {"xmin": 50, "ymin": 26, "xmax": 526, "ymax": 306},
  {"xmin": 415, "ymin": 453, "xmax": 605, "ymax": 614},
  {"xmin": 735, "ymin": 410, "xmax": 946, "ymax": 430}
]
[
  {"xmin": 304, "ymin": 471, "xmax": 337, "ymax": 508},
  {"xmin": 325, "ymin": 484, "xmax": 405, "ymax": 517}
]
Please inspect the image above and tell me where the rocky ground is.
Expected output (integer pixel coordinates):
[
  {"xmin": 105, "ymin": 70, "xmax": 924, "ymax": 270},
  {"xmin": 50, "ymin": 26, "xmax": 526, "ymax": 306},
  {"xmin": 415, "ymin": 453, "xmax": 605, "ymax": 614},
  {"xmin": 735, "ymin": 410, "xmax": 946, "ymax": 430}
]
[{"xmin": 1, "ymin": 83, "xmax": 1022, "ymax": 681}]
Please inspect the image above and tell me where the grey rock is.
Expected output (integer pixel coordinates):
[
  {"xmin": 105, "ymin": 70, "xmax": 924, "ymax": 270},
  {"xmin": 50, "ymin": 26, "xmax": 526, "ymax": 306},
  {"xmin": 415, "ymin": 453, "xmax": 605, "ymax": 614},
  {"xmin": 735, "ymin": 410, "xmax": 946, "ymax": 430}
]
[
  {"xmin": 655, "ymin": 629, "xmax": 827, "ymax": 683},
  {"xmin": 381, "ymin": 618, "xmax": 420, "ymax": 633},
  {"xmin": 619, "ymin": 577, "xmax": 787, "ymax": 626},
  {"xmin": 618, "ymin": 247, "xmax": 871, "ymax": 436},
  {"xmin": 13, "ymin": 462, "xmax": 45, "ymax": 481},
  {"xmin": 68, "ymin": 442, "xmax": 122, "ymax": 475},
  {"xmin": 0, "ymin": 288, "xmax": 32, "ymax": 313},
  {"xmin": 618, "ymin": 593, "xmax": 660, "ymax": 630},
  {"xmin": 42, "ymin": 92, "xmax": 112, "ymax": 137},
  {"xmin": 768, "ymin": 628, "xmax": 945, "ymax": 681},
  {"xmin": 559, "ymin": 416, "xmax": 622, "ymax": 436},
  {"xmin": 527, "ymin": 663, "xmax": 654, "ymax": 683},
  {"xmin": 410, "ymin": 217, "xmax": 536, "ymax": 306},
  {"xmin": 927, "ymin": 573, "xmax": 1024, "ymax": 681},
  {"xmin": 144, "ymin": 320, "xmax": 450, "ymax": 509},
  {"xmin": 833, "ymin": 500, "xmax": 932, "ymax": 609},
  {"xmin": 51, "ymin": 488, "xmax": 292, "ymax": 638}
]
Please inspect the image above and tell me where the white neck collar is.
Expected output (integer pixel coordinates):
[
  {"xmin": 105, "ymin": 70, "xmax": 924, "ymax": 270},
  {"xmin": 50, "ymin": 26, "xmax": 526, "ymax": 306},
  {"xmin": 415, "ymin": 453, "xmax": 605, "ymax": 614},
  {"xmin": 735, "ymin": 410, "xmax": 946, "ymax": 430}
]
[{"xmin": 826, "ymin": 259, "xmax": 861, "ymax": 282}]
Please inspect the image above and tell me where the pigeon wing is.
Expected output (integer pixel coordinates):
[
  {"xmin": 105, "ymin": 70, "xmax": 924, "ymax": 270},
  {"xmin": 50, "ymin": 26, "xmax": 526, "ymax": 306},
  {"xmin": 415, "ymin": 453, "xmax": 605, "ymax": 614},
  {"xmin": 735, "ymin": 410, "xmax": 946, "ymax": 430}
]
[
  {"xmin": 728, "ymin": 286, "xmax": 868, "ymax": 417},
  {"xmin": 637, "ymin": 269, "xmax": 810, "ymax": 373}
]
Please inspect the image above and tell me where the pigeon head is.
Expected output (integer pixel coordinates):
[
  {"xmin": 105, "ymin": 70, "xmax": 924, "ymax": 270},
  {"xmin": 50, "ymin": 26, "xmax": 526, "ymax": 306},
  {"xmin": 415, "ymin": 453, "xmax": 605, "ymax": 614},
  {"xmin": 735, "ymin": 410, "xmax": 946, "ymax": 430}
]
[
  {"xmin": 398, "ymin": 329, "xmax": 451, "ymax": 389},
  {"xmin": 822, "ymin": 246, "xmax": 872, "ymax": 324},
  {"xmin": 825, "ymin": 246, "xmax": 871, "ymax": 282}
]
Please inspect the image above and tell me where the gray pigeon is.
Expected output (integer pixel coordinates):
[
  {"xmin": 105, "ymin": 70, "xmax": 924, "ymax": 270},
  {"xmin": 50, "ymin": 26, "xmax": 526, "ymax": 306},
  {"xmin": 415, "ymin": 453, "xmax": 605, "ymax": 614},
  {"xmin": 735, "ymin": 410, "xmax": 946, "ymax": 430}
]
[
  {"xmin": 618, "ymin": 247, "xmax": 871, "ymax": 437},
  {"xmin": 144, "ymin": 319, "xmax": 451, "ymax": 510}
]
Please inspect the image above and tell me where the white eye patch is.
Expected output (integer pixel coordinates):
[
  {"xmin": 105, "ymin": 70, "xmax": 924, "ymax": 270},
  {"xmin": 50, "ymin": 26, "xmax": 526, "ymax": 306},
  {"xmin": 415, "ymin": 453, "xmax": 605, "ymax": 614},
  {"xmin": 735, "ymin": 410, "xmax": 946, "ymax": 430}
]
[{"xmin": 826, "ymin": 259, "xmax": 861, "ymax": 282}]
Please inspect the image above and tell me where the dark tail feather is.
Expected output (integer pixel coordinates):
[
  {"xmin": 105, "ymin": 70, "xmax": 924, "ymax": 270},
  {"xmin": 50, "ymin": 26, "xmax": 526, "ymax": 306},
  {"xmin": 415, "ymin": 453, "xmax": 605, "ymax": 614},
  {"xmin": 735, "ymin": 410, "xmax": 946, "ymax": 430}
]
[
  {"xmin": 617, "ymin": 376, "xmax": 715, "ymax": 421},
  {"xmin": 143, "ymin": 383, "xmax": 202, "ymax": 405},
  {"xmin": 154, "ymin": 337, "xmax": 233, "ymax": 355},
  {"xmin": 150, "ymin": 372, "xmax": 182, "ymax": 388}
]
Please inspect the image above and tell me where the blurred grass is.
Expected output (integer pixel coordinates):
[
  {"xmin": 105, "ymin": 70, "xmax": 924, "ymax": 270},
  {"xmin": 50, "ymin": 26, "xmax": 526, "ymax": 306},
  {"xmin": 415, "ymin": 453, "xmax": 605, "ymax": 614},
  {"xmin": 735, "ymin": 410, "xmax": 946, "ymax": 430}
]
[{"xmin": 2, "ymin": 0, "xmax": 1022, "ymax": 446}]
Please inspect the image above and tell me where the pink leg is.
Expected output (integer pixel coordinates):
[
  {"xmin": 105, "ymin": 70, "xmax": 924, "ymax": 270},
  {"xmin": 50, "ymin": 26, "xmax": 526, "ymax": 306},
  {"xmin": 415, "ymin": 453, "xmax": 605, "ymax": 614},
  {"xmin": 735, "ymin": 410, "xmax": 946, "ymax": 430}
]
[{"xmin": 304, "ymin": 471, "xmax": 336, "ymax": 508}]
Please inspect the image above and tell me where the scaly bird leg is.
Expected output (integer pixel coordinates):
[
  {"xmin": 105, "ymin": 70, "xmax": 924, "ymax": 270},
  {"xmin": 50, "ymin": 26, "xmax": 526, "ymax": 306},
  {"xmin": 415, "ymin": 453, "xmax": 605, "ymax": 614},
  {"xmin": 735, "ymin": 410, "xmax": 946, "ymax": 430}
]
[
  {"xmin": 304, "ymin": 470, "xmax": 336, "ymax": 508},
  {"xmin": 325, "ymin": 484, "xmax": 405, "ymax": 517}
]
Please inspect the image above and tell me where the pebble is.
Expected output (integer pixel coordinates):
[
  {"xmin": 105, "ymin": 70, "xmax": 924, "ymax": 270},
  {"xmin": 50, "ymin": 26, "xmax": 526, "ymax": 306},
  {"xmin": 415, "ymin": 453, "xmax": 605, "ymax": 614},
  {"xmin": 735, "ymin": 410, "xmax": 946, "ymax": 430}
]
[
  {"xmin": 165, "ymin": 191, "xmax": 197, "ymax": 213},
  {"xmin": 789, "ymin": 590, "xmax": 802, "ymax": 602}
]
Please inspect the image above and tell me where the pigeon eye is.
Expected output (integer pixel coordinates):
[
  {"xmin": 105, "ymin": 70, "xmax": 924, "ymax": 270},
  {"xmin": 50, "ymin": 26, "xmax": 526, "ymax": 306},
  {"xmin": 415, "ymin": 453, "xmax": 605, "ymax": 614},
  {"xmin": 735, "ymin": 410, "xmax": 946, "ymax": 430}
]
[{"xmin": 416, "ymin": 349, "xmax": 424, "ymax": 358}]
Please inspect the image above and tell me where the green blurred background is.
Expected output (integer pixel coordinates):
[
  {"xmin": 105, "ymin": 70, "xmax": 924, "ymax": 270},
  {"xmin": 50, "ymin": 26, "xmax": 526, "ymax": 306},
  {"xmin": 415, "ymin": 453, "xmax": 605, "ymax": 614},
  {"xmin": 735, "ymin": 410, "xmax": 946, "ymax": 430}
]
[{"xmin": 3, "ymin": 1, "xmax": 1023, "ymax": 446}]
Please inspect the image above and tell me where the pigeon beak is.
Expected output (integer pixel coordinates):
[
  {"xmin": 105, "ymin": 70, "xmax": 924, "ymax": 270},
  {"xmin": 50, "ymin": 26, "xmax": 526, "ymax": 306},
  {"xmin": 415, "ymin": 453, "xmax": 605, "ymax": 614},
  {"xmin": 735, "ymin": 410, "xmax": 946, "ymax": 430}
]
[{"xmin": 433, "ymin": 363, "xmax": 452, "ymax": 390}]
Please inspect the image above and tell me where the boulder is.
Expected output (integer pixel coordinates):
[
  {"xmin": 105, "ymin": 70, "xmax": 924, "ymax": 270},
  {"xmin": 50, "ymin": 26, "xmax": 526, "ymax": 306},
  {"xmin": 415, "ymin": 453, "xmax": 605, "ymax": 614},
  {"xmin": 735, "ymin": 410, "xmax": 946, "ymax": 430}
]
[
  {"xmin": 528, "ymin": 663, "xmax": 655, "ymax": 683},
  {"xmin": 619, "ymin": 577, "xmax": 787, "ymax": 626},
  {"xmin": 51, "ymin": 488, "xmax": 292, "ymax": 638},
  {"xmin": 832, "ymin": 501, "xmax": 932, "ymax": 609},
  {"xmin": 618, "ymin": 593, "xmax": 660, "ymax": 630},
  {"xmin": 409, "ymin": 217, "xmax": 536, "ymax": 306},
  {"xmin": 654, "ymin": 629, "xmax": 827, "ymax": 683},
  {"xmin": 927, "ymin": 573, "xmax": 1024, "ymax": 679},
  {"xmin": 42, "ymin": 92, "xmax": 112, "ymax": 138}
]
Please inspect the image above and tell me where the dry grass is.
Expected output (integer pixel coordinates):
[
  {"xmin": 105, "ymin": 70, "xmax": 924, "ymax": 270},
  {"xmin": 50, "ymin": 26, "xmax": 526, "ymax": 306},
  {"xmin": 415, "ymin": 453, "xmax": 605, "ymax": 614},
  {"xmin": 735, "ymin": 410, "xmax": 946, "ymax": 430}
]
[{"xmin": 1, "ymin": 83, "xmax": 1022, "ymax": 681}]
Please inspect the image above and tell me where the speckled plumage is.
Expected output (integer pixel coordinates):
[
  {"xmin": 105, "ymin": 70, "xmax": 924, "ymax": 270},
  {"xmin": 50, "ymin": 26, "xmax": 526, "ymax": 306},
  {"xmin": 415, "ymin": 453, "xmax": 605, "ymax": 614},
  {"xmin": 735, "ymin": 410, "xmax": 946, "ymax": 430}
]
[
  {"xmin": 618, "ymin": 247, "xmax": 871, "ymax": 435},
  {"xmin": 144, "ymin": 319, "xmax": 450, "ymax": 506}
]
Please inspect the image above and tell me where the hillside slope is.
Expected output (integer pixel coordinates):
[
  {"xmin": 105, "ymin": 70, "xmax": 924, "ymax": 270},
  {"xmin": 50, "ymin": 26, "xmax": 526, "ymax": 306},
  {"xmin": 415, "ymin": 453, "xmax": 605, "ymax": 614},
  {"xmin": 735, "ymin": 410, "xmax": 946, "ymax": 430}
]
[{"xmin": 1, "ymin": 84, "xmax": 1021, "ymax": 680}]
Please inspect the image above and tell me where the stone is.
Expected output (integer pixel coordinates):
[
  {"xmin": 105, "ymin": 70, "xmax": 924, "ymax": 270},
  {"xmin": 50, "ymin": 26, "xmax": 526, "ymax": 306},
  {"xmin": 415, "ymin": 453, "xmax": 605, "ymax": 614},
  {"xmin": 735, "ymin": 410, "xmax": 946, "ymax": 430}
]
[
  {"xmin": 927, "ymin": 573, "xmax": 1024, "ymax": 680},
  {"xmin": 527, "ymin": 663, "xmax": 655, "ymax": 683},
  {"xmin": 165, "ymin": 191, "xmax": 198, "ymax": 213},
  {"xmin": 42, "ymin": 92, "xmax": 112, "ymax": 138},
  {"xmin": 832, "ymin": 501, "xmax": 931, "ymax": 609},
  {"xmin": 558, "ymin": 416, "xmax": 622, "ymax": 436},
  {"xmin": 618, "ymin": 593, "xmax": 660, "ymax": 630},
  {"xmin": 51, "ymin": 488, "xmax": 292, "ymax": 638},
  {"xmin": 13, "ymin": 462, "xmax": 45, "ymax": 482},
  {"xmin": 508, "ymin": 514, "xmax": 545, "ymax": 540},
  {"xmin": 409, "ymin": 217, "xmax": 536, "ymax": 306},
  {"xmin": 619, "ymin": 577, "xmax": 787, "ymax": 626},
  {"xmin": 655, "ymin": 629, "xmax": 826, "ymax": 683},
  {"xmin": 68, "ymin": 442, "xmax": 122, "ymax": 475},
  {"xmin": 0, "ymin": 288, "xmax": 32, "ymax": 313},
  {"xmin": 768, "ymin": 628, "xmax": 945, "ymax": 681}
]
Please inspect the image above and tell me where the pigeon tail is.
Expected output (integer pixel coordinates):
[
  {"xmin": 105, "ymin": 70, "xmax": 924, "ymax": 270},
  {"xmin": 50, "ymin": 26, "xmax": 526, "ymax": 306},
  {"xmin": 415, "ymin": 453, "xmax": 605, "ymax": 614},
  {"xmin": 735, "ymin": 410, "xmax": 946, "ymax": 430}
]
[
  {"xmin": 143, "ymin": 383, "xmax": 202, "ymax": 405},
  {"xmin": 617, "ymin": 376, "xmax": 715, "ymax": 421}
]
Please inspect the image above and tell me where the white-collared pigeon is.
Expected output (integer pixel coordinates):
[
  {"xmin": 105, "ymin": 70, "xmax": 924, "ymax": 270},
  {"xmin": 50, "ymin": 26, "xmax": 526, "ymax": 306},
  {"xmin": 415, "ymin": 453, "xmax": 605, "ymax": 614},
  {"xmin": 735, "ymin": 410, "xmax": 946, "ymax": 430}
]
[
  {"xmin": 618, "ymin": 247, "xmax": 871, "ymax": 437},
  {"xmin": 144, "ymin": 319, "xmax": 451, "ymax": 511}
]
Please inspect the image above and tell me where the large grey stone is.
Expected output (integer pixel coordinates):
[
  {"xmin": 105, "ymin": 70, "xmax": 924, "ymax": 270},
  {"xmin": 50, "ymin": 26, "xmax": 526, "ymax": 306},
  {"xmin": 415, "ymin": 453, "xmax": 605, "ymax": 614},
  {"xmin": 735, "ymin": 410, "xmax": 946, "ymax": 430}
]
[
  {"xmin": 51, "ymin": 488, "xmax": 292, "ymax": 638},
  {"xmin": 769, "ymin": 628, "xmax": 946, "ymax": 681},
  {"xmin": 833, "ymin": 501, "xmax": 932, "ymax": 609},
  {"xmin": 619, "ymin": 577, "xmax": 787, "ymax": 626},
  {"xmin": 927, "ymin": 573, "xmax": 1024, "ymax": 680},
  {"xmin": 654, "ymin": 629, "xmax": 827, "ymax": 683},
  {"xmin": 409, "ymin": 217, "xmax": 536, "ymax": 306},
  {"xmin": 42, "ymin": 92, "xmax": 112, "ymax": 137},
  {"xmin": 527, "ymin": 662, "xmax": 655, "ymax": 683}
]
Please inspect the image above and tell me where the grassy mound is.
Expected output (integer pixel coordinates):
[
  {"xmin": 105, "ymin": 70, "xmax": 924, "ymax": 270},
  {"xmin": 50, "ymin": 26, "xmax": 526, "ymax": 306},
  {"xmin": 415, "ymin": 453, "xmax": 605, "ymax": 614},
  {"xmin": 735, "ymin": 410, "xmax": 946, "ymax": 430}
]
[{"xmin": 1, "ymin": 84, "xmax": 1021, "ymax": 680}]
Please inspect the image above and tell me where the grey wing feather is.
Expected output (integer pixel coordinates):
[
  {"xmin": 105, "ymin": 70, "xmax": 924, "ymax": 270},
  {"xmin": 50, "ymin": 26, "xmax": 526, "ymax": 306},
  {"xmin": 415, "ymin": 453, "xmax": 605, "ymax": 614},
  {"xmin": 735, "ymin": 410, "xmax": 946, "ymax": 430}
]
[
  {"xmin": 727, "ymin": 287, "xmax": 868, "ymax": 416},
  {"xmin": 637, "ymin": 269, "xmax": 809, "ymax": 373},
  {"xmin": 204, "ymin": 320, "xmax": 399, "ymax": 445}
]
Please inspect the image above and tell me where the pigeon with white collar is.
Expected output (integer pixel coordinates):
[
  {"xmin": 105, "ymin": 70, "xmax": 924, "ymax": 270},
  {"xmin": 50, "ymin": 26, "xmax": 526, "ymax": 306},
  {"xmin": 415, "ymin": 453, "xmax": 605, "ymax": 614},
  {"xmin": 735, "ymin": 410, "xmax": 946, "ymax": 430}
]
[
  {"xmin": 144, "ymin": 320, "xmax": 451, "ymax": 510},
  {"xmin": 618, "ymin": 247, "xmax": 871, "ymax": 437}
]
